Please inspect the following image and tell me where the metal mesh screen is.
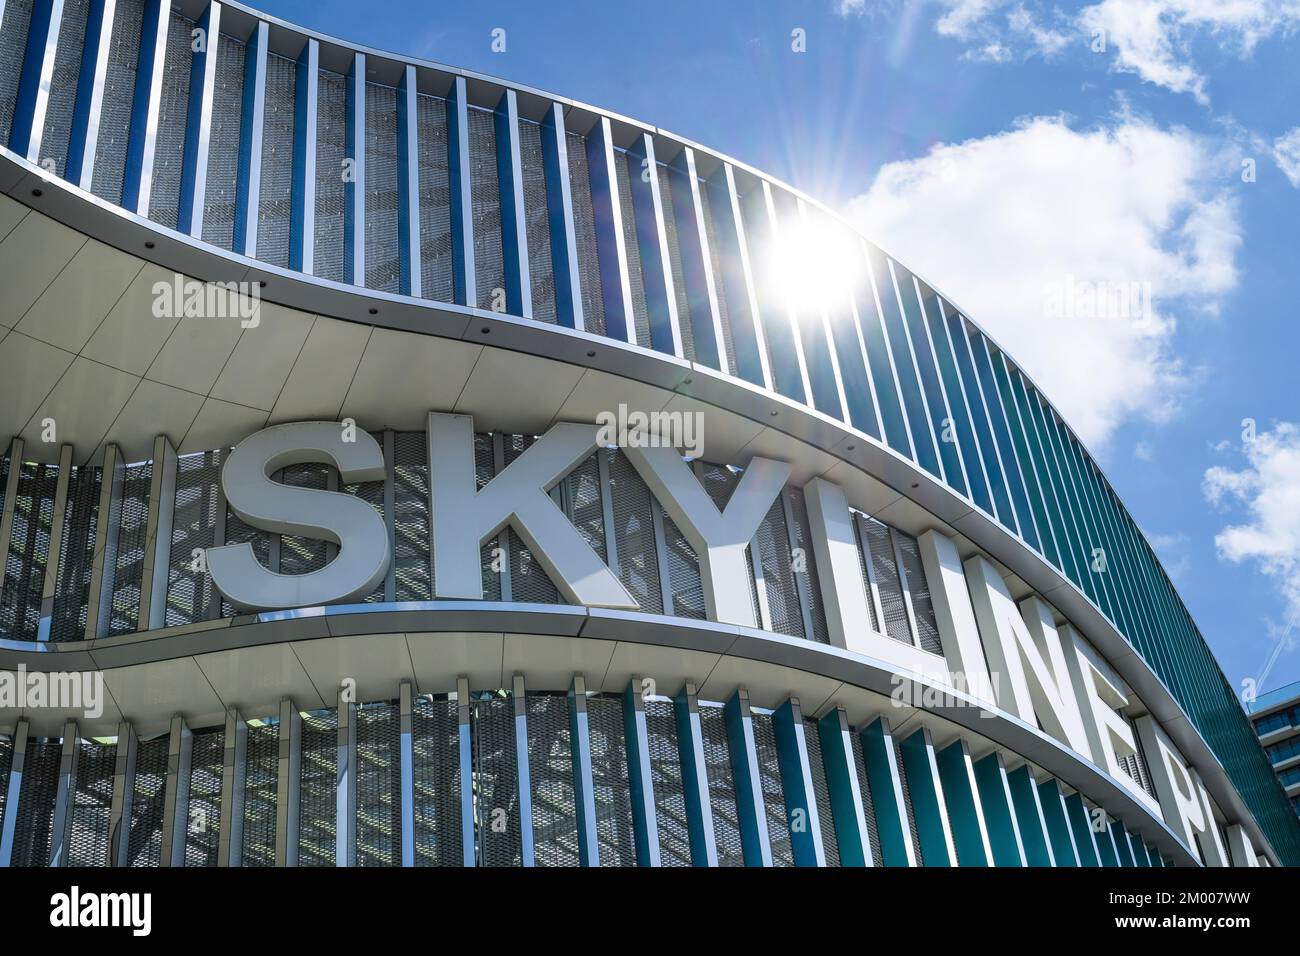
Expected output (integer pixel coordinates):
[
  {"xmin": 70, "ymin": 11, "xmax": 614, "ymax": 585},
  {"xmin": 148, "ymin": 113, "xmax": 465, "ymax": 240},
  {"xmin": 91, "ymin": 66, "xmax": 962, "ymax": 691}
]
[
  {"xmin": 394, "ymin": 431, "xmax": 432, "ymax": 601},
  {"xmin": 184, "ymin": 726, "xmax": 223, "ymax": 866},
  {"xmin": 562, "ymin": 453, "xmax": 605, "ymax": 564},
  {"xmin": 565, "ymin": 130, "xmax": 605, "ymax": 336},
  {"xmin": 90, "ymin": 0, "xmax": 142, "ymax": 203},
  {"xmin": 604, "ymin": 448, "xmax": 662, "ymax": 614},
  {"xmin": 0, "ymin": 0, "xmax": 35, "ymax": 147},
  {"xmin": 356, "ymin": 701, "xmax": 401, "ymax": 866},
  {"xmin": 416, "ymin": 93, "xmax": 454, "ymax": 302},
  {"xmin": 698, "ymin": 185, "xmax": 739, "ymax": 375},
  {"xmin": 314, "ymin": 68, "xmax": 347, "ymax": 282},
  {"xmin": 165, "ymin": 450, "xmax": 222, "ymax": 627},
  {"xmin": 0, "ymin": 735, "xmax": 10, "ymax": 839},
  {"xmin": 503, "ymin": 435, "xmax": 562, "ymax": 604},
  {"xmin": 127, "ymin": 733, "xmax": 168, "ymax": 866},
  {"xmin": 750, "ymin": 710, "xmax": 793, "ymax": 866},
  {"xmin": 412, "ymin": 695, "xmax": 462, "ymax": 866},
  {"xmin": 518, "ymin": 119, "xmax": 556, "ymax": 323},
  {"xmin": 662, "ymin": 512, "xmax": 706, "ymax": 619},
  {"xmin": 861, "ymin": 517, "xmax": 914, "ymax": 647},
  {"xmin": 278, "ymin": 464, "xmax": 330, "ymax": 576},
  {"xmin": 146, "ymin": 11, "xmax": 193, "ymax": 228},
  {"xmin": 201, "ymin": 33, "xmax": 245, "ymax": 249},
  {"xmin": 475, "ymin": 434, "xmax": 501, "ymax": 601},
  {"xmin": 108, "ymin": 462, "xmax": 151, "ymax": 635},
  {"xmin": 472, "ymin": 694, "xmax": 522, "ymax": 866},
  {"xmin": 241, "ymin": 720, "xmax": 278, "ymax": 867},
  {"xmin": 754, "ymin": 496, "xmax": 804, "ymax": 639},
  {"xmin": 587, "ymin": 695, "xmax": 636, "ymax": 866},
  {"xmin": 341, "ymin": 435, "xmax": 385, "ymax": 603},
  {"xmin": 803, "ymin": 719, "xmax": 840, "ymax": 866},
  {"xmin": 527, "ymin": 693, "xmax": 579, "ymax": 867},
  {"xmin": 698, "ymin": 703, "xmax": 744, "ymax": 866},
  {"xmin": 852, "ymin": 514, "xmax": 883, "ymax": 634},
  {"xmin": 657, "ymin": 165, "xmax": 695, "ymax": 361},
  {"xmin": 39, "ymin": 0, "xmax": 90, "ymax": 178},
  {"xmin": 643, "ymin": 699, "xmax": 691, "ymax": 866},
  {"xmin": 11, "ymin": 738, "xmax": 59, "ymax": 867},
  {"xmin": 468, "ymin": 106, "xmax": 504, "ymax": 310},
  {"xmin": 50, "ymin": 464, "xmax": 101, "ymax": 642},
  {"xmin": 66, "ymin": 737, "xmax": 116, "ymax": 866},
  {"xmin": 364, "ymin": 82, "xmax": 399, "ymax": 291},
  {"xmin": 0, "ymin": 460, "xmax": 58, "ymax": 642},
  {"xmin": 786, "ymin": 488, "xmax": 831, "ymax": 644},
  {"xmin": 297, "ymin": 708, "xmax": 336, "ymax": 867},
  {"xmin": 258, "ymin": 52, "xmax": 296, "ymax": 268},
  {"xmin": 892, "ymin": 737, "xmax": 926, "ymax": 865},
  {"xmin": 895, "ymin": 531, "xmax": 943, "ymax": 655},
  {"xmin": 616, "ymin": 152, "xmax": 651, "ymax": 347},
  {"xmin": 221, "ymin": 496, "xmax": 272, "ymax": 617},
  {"xmin": 849, "ymin": 731, "xmax": 882, "ymax": 865}
]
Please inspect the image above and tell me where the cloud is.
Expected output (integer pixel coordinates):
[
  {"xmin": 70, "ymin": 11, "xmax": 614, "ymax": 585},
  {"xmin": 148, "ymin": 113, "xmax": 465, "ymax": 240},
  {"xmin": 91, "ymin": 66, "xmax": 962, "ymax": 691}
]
[
  {"xmin": 847, "ymin": 115, "xmax": 1240, "ymax": 448},
  {"xmin": 1204, "ymin": 423, "xmax": 1300, "ymax": 620},
  {"xmin": 1134, "ymin": 440, "xmax": 1155, "ymax": 461},
  {"xmin": 1273, "ymin": 127, "xmax": 1300, "ymax": 186}
]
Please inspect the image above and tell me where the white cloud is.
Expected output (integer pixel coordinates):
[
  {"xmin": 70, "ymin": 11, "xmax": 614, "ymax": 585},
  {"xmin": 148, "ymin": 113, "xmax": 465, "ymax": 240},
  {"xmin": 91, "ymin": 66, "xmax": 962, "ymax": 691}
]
[
  {"xmin": 847, "ymin": 115, "xmax": 1240, "ymax": 448},
  {"xmin": 1204, "ymin": 423, "xmax": 1300, "ymax": 619},
  {"xmin": 1273, "ymin": 126, "xmax": 1300, "ymax": 186},
  {"xmin": 1134, "ymin": 439, "xmax": 1155, "ymax": 461}
]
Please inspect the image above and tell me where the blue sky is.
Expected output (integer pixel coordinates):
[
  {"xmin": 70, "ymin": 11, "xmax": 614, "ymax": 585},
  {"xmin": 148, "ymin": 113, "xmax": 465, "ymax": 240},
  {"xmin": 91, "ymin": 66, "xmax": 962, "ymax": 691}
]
[{"xmin": 257, "ymin": 0, "xmax": 1300, "ymax": 699}]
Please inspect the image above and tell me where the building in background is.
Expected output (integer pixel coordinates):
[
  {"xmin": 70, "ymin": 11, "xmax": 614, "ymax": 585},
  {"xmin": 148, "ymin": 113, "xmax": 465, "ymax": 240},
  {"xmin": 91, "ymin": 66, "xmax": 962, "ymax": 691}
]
[
  {"xmin": 1249, "ymin": 681, "xmax": 1300, "ymax": 820},
  {"xmin": 0, "ymin": 0, "xmax": 1296, "ymax": 868}
]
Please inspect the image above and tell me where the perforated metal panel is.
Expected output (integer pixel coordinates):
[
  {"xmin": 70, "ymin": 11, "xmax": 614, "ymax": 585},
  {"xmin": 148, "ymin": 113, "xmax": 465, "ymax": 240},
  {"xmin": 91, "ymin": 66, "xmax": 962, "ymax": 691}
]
[
  {"xmin": 184, "ymin": 726, "xmax": 223, "ymax": 867},
  {"xmin": 0, "ymin": 734, "xmax": 12, "ymax": 837},
  {"xmin": 616, "ymin": 152, "xmax": 651, "ymax": 347},
  {"xmin": 849, "ymin": 731, "xmax": 882, "ymax": 865},
  {"xmin": 356, "ymin": 701, "xmax": 400, "ymax": 866},
  {"xmin": 657, "ymin": 165, "xmax": 694, "ymax": 360},
  {"xmin": 803, "ymin": 719, "xmax": 840, "ymax": 866},
  {"xmin": 468, "ymin": 106, "xmax": 504, "ymax": 310},
  {"xmin": 314, "ymin": 68, "xmax": 347, "ymax": 282},
  {"xmin": 394, "ymin": 431, "xmax": 431, "ymax": 601},
  {"xmin": 604, "ymin": 448, "xmax": 662, "ymax": 614},
  {"xmin": 341, "ymin": 440, "xmax": 385, "ymax": 603},
  {"xmin": 643, "ymin": 699, "xmax": 691, "ymax": 866},
  {"xmin": 147, "ymin": 12, "xmax": 194, "ymax": 228},
  {"xmin": 565, "ymin": 130, "xmax": 605, "ymax": 335},
  {"xmin": 518, "ymin": 119, "xmax": 556, "ymax": 323},
  {"xmin": 221, "ymin": 497, "xmax": 272, "ymax": 617},
  {"xmin": 67, "ymin": 737, "xmax": 116, "ymax": 866},
  {"xmin": 753, "ymin": 497, "xmax": 803, "ymax": 639},
  {"xmin": 562, "ymin": 453, "xmax": 605, "ymax": 564},
  {"xmin": 91, "ymin": 0, "xmax": 144, "ymax": 203},
  {"xmin": 587, "ymin": 695, "xmax": 636, "ymax": 866},
  {"xmin": 127, "ymin": 734, "xmax": 168, "ymax": 866},
  {"xmin": 11, "ymin": 738, "xmax": 59, "ymax": 867},
  {"xmin": 698, "ymin": 703, "xmax": 743, "ymax": 866},
  {"xmin": 258, "ymin": 53, "xmax": 297, "ymax": 268},
  {"xmin": 39, "ymin": 0, "xmax": 90, "ymax": 178},
  {"xmin": 892, "ymin": 737, "xmax": 926, "ymax": 865},
  {"xmin": 895, "ymin": 531, "xmax": 943, "ymax": 655},
  {"xmin": 108, "ymin": 462, "xmax": 151, "ymax": 635},
  {"xmin": 852, "ymin": 513, "xmax": 882, "ymax": 635},
  {"xmin": 0, "ymin": 460, "xmax": 59, "ymax": 642},
  {"xmin": 503, "ymin": 435, "xmax": 562, "ymax": 604},
  {"xmin": 241, "ymin": 720, "xmax": 278, "ymax": 867},
  {"xmin": 416, "ymin": 93, "xmax": 454, "ymax": 302},
  {"xmin": 364, "ymin": 82, "xmax": 399, "ymax": 291},
  {"xmin": 297, "ymin": 708, "xmax": 337, "ymax": 867},
  {"xmin": 412, "ymin": 695, "xmax": 461, "ymax": 865},
  {"xmin": 750, "ymin": 710, "xmax": 793, "ymax": 866},
  {"xmin": 786, "ymin": 488, "xmax": 831, "ymax": 644},
  {"xmin": 662, "ymin": 512, "xmax": 706, "ymax": 619},
  {"xmin": 698, "ymin": 185, "xmax": 739, "ymax": 375},
  {"xmin": 165, "ymin": 450, "xmax": 222, "ymax": 627},
  {"xmin": 50, "ymin": 464, "xmax": 101, "ymax": 642},
  {"xmin": 278, "ymin": 463, "xmax": 329, "ymax": 575},
  {"xmin": 471, "ymin": 694, "xmax": 522, "ymax": 866},
  {"xmin": 201, "ymin": 33, "xmax": 245, "ymax": 249},
  {"xmin": 475, "ymin": 434, "xmax": 501, "ymax": 601},
  {"xmin": 861, "ymin": 517, "xmax": 913, "ymax": 648},
  {"xmin": 527, "ymin": 693, "xmax": 579, "ymax": 867},
  {"xmin": 0, "ymin": 0, "xmax": 35, "ymax": 147}
]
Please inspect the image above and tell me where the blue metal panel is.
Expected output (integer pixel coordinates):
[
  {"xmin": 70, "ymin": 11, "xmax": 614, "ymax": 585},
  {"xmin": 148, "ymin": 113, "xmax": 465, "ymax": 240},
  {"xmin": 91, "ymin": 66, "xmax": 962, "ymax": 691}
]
[
  {"xmin": 583, "ymin": 116, "xmax": 634, "ymax": 343},
  {"xmin": 1095, "ymin": 815, "xmax": 1120, "ymax": 866},
  {"xmin": 9, "ymin": 0, "xmax": 62, "ymax": 159},
  {"xmin": 540, "ymin": 103, "xmax": 583, "ymax": 331},
  {"xmin": 567, "ymin": 676, "xmax": 599, "ymax": 867},
  {"xmin": 1064, "ymin": 791, "xmax": 1102, "ymax": 866},
  {"xmin": 667, "ymin": 146, "xmax": 725, "ymax": 372},
  {"xmin": 289, "ymin": 38, "xmax": 315, "ymax": 273},
  {"xmin": 816, "ymin": 709, "xmax": 872, "ymax": 866},
  {"xmin": 121, "ymin": 0, "xmax": 169, "ymax": 214},
  {"xmin": 791, "ymin": 199, "xmax": 849, "ymax": 421},
  {"xmin": 342, "ymin": 51, "xmax": 363, "ymax": 283},
  {"xmin": 456, "ymin": 686, "xmax": 474, "ymax": 867},
  {"xmin": 446, "ymin": 75, "xmax": 474, "ymax": 307},
  {"xmin": 233, "ymin": 19, "xmax": 266, "ymax": 256},
  {"xmin": 626, "ymin": 132, "xmax": 683, "ymax": 357},
  {"xmin": 972, "ymin": 751, "xmax": 1028, "ymax": 867},
  {"xmin": 1037, "ymin": 778, "xmax": 1080, "ymax": 866},
  {"xmin": 1006, "ymin": 764, "xmax": 1056, "ymax": 866},
  {"xmin": 399, "ymin": 684, "xmax": 415, "ymax": 867},
  {"xmin": 1129, "ymin": 828, "xmax": 1151, "ymax": 866},
  {"xmin": 672, "ymin": 683, "xmax": 717, "ymax": 866},
  {"xmin": 396, "ymin": 64, "xmax": 420, "ymax": 296},
  {"xmin": 65, "ymin": 0, "xmax": 114, "ymax": 189},
  {"xmin": 897, "ymin": 728, "xmax": 955, "ymax": 866},
  {"xmin": 177, "ymin": 1, "xmax": 219, "ymax": 237},
  {"xmin": 704, "ymin": 163, "xmax": 771, "ymax": 389},
  {"xmin": 830, "ymin": 280, "xmax": 885, "ymax": 441},
  {"xmin": 1112, "ymin": 819, "xmax": 1136, "ymax": 866},
  {"xmin": 858, "ymin": 717, "xmax": 915, "ymax": 866},
  {"xmin": 772, "ymin": 698, "xmax": 825, "ymax": 866},
  {"xmin": 622, "ymin": 680, "xmax": 660, "ymax": 866},
  {"xmin": 492, "ymin": 88, "xmax": 530, "ymax": 318},
  {"xmin": 749, "ymin": 180, "xmax": 812, "ymax": 404},
  {"xmin": 0, "ymin": 722, "xmax": 28, "ymax": 867},
  {"xmin": 512, "ymin": 680, "xmax": 535, "ymax": 867},
  {"xmin": 722, "ymin": 688, "xmax": 771, "ymax": 866},
  {"xmin": 933, "ymin": 737, "xmax": 991, "ymax": 866}
]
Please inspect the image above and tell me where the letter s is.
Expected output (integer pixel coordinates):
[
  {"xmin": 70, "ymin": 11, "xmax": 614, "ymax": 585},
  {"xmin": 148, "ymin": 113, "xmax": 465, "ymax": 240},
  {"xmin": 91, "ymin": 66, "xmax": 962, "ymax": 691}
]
[{"xmin": 208, "ymin": 422, "xmax": 389, "ymax": 610}]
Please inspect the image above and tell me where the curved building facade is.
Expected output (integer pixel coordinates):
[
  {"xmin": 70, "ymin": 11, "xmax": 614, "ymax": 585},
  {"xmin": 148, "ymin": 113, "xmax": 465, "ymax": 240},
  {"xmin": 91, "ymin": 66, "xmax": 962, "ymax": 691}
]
[{"xmin": 0, "ymin": 0, "xmax": 1295, "ymax": 868}]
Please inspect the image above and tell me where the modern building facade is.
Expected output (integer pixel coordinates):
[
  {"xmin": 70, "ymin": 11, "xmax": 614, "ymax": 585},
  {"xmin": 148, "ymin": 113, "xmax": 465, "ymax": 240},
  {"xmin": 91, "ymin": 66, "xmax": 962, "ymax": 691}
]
[
  {"xmin": 0, "ymin": 0, "xmax": 1295, "ymax": 868},
  {"xmin": 1248, "ymin": 680, "xmax": 1300, "ymax": 821}
]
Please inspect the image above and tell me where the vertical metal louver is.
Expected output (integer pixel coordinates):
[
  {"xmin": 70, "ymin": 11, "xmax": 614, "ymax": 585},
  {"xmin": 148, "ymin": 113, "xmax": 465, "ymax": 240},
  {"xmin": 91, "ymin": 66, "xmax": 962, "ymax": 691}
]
[
  {"xmin": 526, "ymin": 693, "xmax": 580, "ymax": 867},
  {"xmin": 849, "ymin": 732, "xmax": 882, "ymax": 864},
  {"xmin": 355, "ymin": 701, "xmax": 401, "ymax": 867},
  {"xmin": 698, "ymin": 185, "xmax": 740, "ymax": 375},
  {"xmin": 471, "ymin": 694, "xmax": 522, "ymax": 866},
  {"xmin": 51, "ymin": 464, "xmax": 101, "ymax": 642},
  {"xmin": 341, "ymin": 436, "xmax": 385, "ymax": 603},
  {"xmin": 127, "ymin": 734, "xmax": 168, "ymax": 866},
  {"xmin": 184, "ymin": 726, "xmax": 223, "ymax": 867},
  {"xmin": 0, "ymin": 0, "xmax": 36, "ymax": 147},
  {"xmin": 412, "ymin": 695, "xmax": 461, "ymax": 866},
  {"xmin": 241, "ymin": 720, "xmax": 278, "ymax": 867},
  {"xmin": 587, "ymin": 695, "xmax": 636, "ymax": 866},
  {"xmin": 416, "ymin": 93, "xmax": 454, "ymax": 302},
  {"xmin": 518, "ymin": 120, "xmax": 556, "ymax": 323},
  {"xmin": 852, "ymin": 515, "xmax": 883, "ymax": 635},
  {"xmin": 393, "ymin": 431, "xmax": 432, "ymax": 601},
  {"xmin": 202, "ymin": 33, "xmax": 245, "ymax": 249},
  {"xmin": 40, "ymin": 0, "xmax": 91, "ymax": 178},
  {"xmin": 892, "ymin": 737, "xmax": 926, "ymax": 865},
  {"xmin": 363, "ymin": 82, "xmax": 399, "ymax": 291},
  {"xmin": 67, "ymin": 737, "xmax": 116, "ymax": 866},
  {"xmin": 297, "ymin": 708, "xmax": 337, "ymax": 867},
  {"xmin": 803, "ymin": 719, "xmax": 841, "ymax": 866},
  {"xmin": 0, "ymin": 460, "xmax": 59, "ymax": 642},
  {"xmin": 258, "ymin": 53, "xmax": 297, "ymax": 268},
  {"xmin": 604, "ymin": 448, "xmax": 663, "ymax": 614},
  {"xmin": 108, "ymin": 462, "xmax": 152, "ymax": 635},
  {"xmin": 616, "ymin": 152, "xmax": 651, "ymax": 347},
  {"xmin": 503, "ymin": 435, "xmax": 562, "ymax": 604},
  {"xmin": 786, "ymin": 488, "xmax": 831, "ymax": 644},
  {"xmin": 166, "ymin": 450, "xmax": 222, "ymax": 627},
  {"xmin": 147, "ymin": 11, "xmax": 194, "ymax": 228},
  {"xmin": 656, "ymin": 165, "xmax": 695, "ymax": 361},
  {"xmin": 475, "ymin": 433, "xmax": 502, "ymax": 600},
  {"xmin": 468, "ymin": 106, "xmax": 504, "ymax": 310},
  {"xmin": 91, "ymin": 0, "xmax": 144, "ymax": 203},
  {"xmin": 750, "ymin": 710, "xmax": 793, "ymax": 866},
  {"xmin": 314, "ymin": 68, "xmax": 347, "ymax": 282},
  {"xmin": 643, "ymin": 699, "xmax": 691, "ymax": 866},
  {"xmin": 564, "ymin": 130, "xmax": 605, "ymax": 335},
  {"xmin": 698, "ymin": 704, "xmax": 744, "ymax": 866},
  {"xmin": 860, "ymin": 517, "xmax": 913, "ymax": 648},
  {"xmin": 895, "ymin": 531, "xmax": 943, "ymax": 655},
  {"xmin": 11, "ymin": 739, "xmax": 59, "ymax": 867},
  {"xmin": 278, "ymin": 464, "xmax": 330, "ymax": 575}
]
